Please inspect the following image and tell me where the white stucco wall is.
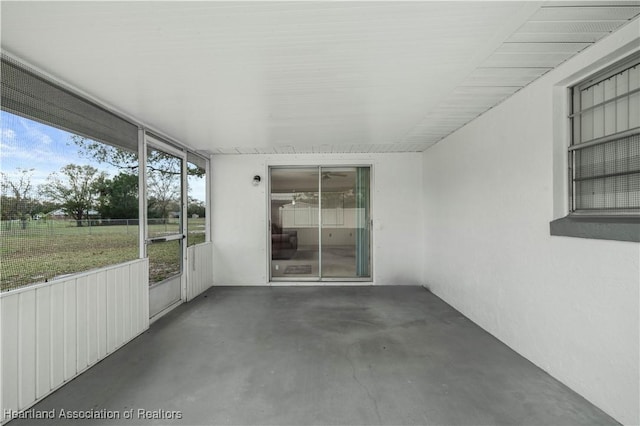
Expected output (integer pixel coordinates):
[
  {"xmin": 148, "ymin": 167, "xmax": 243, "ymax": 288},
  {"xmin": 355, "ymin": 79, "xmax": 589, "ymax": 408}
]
[
  {"xmin": 422, "ymin": 20, "xmax": 639, "ymax": 425},
  {"xmin": 211, "ymin": 152, "xmax": 424, "ymax": 286}
]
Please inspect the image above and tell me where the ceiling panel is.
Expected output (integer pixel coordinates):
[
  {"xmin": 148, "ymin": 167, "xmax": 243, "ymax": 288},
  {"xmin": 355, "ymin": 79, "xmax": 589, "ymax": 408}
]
[
  {"xmin": 1, "ymin": 1, "xmax": 639, "ymax": 155},
  {"xmin": 463, "ymin": 67, "xmax": 551, "ymax": 86},
  {"xmin": 517, "ymin": 20, "xmax": 628, "ymax": 33},
  {"xmin": 274, "ymin": 146, "xmax": 297, "ymax": 155},
  {"xmin": 496, "ymin": 42, "xmax": 591, "ymax": 53},
  {"xmin": 481, "ymin": 52, "xmax": 578, "ymax": 68},
  {"xmin": 451, "ymin": 86, "xmax": 524, "ymax": 96},
  {"xmin": 506, "ymin": 32, "xmax": 611, "ymax": 43},
  {"xmin": 544, "ymin": 1, "xmax": 640, "ymax": 5},
  {"xmin": 531, "ymin": 6, "xmax": 640, "ymax": 21}
]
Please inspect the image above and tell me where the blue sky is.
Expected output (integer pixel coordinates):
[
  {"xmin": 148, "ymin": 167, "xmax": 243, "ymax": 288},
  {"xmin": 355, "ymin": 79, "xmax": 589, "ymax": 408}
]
[
  {"xmin": 0, "ymin": 110, "xmax": 109, "ymax": 188},
  {"xmin": 0, "ymin": 110, "xmax": 205, "ymax": 202}
]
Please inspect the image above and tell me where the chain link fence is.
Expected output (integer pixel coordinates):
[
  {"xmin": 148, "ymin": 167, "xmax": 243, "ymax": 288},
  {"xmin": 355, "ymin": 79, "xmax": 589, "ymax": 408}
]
[
  {"xmin": 1, "ymin": 218, "xmax": 139, "ymax": 292},
  {"xmin": 1, "ymin": 217, "xmax": 206, "ymax": 292}
]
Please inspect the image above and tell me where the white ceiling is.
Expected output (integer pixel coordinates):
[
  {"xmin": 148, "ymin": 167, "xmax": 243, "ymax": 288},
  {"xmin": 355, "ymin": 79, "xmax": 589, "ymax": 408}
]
[{"xmin": 1, "ymin": 1, "xmax": 639, "ymax": 155}]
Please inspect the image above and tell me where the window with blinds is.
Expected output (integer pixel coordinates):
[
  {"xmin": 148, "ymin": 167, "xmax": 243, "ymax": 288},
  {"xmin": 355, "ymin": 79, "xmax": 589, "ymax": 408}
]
[{"xmin": 569, "ymin": 54, "xmax": 640, "ymax": 214}]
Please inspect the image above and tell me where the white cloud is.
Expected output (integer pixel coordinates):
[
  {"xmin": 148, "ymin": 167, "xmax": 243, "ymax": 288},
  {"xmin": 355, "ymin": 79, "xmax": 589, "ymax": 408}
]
[
  {"xmin": 0, "ymin": 141, "xmax": 18, "ymax": 159},
  {"xmin": 32, "ymin": 128, "xmax": 53, "ymax": 145},
  {"xmin": 19, "ymin": 117, "xmax": 53, "ymax": 145},
  {"xmin": 1, "ymin": 129, "xmax": 16, "ymax": 141},
  {"xmin": 38, "ymin": 133, "xmax": 53, "ymax": 145},
  {"xmin": 0, "ymin": 142, "xmax": 15, "ymax": 151}
]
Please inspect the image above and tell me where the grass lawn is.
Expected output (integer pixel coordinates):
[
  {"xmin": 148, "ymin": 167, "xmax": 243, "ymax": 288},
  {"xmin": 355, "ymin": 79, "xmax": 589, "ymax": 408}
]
[{"xmin": 1, "ymin": 218, "xmax": 207, "ymax": 291}]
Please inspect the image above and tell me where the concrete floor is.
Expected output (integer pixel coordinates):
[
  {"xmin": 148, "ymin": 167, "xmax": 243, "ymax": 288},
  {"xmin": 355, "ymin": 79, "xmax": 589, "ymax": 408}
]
[{"xmin": 9, "ymin": 286, "xmax": 617, "ymax": 426}]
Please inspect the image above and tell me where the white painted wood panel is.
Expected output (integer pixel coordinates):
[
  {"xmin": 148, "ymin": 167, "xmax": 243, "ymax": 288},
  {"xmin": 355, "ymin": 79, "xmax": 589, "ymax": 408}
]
[
  {"xmin": 86, "ymin": 274, "xmax": 98, "ymax": 365},
  {"xmin": 97, "ymin": 270, "xmax": 107, "ymax": 360},
  {"xmin": 106, "ymin": 268, "xmax": 117, "ymax": 353},
  {"xmin": 63, "ymin": 280, "xmax": 76, "ymax": 382},
  {"xmin": 76, "ymin": 275, "xmax": 88, "ymax": 372},
  {"xmin": 18, "ymin": 290, "xmax": 36, "ymax": 410},
  {"xmin": 122, "ymin": 267, "xmax": 132, "ymax": 345},
  {"xmin": 0, "ymin": 259, "xmax": 149, "ymax": 425},
  {"xmin": 1, "ymin": 294, "xmax": 20, "ymax": 423},
  {"xmin": 140, "ymin": 261, "xmax": 149, "ymax": 326},
  {"xmin": 49, "ymin": 283, "xmax": 65, "ymax": 392},
  {"xmin": 35, "ymin": 286, "xmax": 50, "ymax": 399},
  {"xmin": 186, "ymin": 242, "xmax": 214, "ymax": 301},
  {"xmin": 115, "ymin": 266, "xmax": 124, "ymax": 348},
  {"xmin": 130, "ymin": 263, "xmax": 140, "ymax": 336}
]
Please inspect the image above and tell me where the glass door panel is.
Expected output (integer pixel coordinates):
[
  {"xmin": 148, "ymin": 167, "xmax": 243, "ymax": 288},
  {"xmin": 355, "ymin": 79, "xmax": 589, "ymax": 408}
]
[
  {"xmin": 146, "ymin": 142, "xmax": 184, "ymax": 317},
  {"xmin": 355, "ymin": 167, "xmax": 371, "ymax": 278},
  {"xmin": 270, "ymin": 166, "xmax": 371, "ymax": 281},
  {"xmin": 321, "ymin": 167, "xmax": 370, "ymax": 278},
  {"xmin": 270, "ymin": 167, "xmax": 320, "ymax": 279}
]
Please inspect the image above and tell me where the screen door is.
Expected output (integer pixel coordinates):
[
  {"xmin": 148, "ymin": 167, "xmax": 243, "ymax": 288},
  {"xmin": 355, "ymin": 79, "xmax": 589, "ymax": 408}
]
[{"xmin": 146, "ymin": 136, "xmax": 185, "ymax": 318}]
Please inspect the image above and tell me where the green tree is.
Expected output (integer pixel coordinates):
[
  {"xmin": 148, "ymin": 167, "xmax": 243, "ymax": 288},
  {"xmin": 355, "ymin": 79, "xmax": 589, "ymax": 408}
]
[
  {"xmin": 70, "ymin": 135, "xmax": 138, "ymax": 172},
  {"xmin": 95, "ymin": 172, "xmax": 139, "ymax": 219},
  {"xmin": 147, "ymin": 169, "xmax": 180, "ymax": 220},
  {"xmin": 41, "ymin": 164, "xmax": 106, "ymax": 227},
  {"xmin": 187, "ymin": 197, "xmax": 206, "ymax": 217},
  {"xmin": 69, "ymin": 136, "xmax": 204, "ymax": 222},
  {"xmin": 70, "ymin": 135, "xmax": 204, "ymax": 177},
  {"xmin": 0, "ymin": 168, "xmax": 38, "ymax": 227}
]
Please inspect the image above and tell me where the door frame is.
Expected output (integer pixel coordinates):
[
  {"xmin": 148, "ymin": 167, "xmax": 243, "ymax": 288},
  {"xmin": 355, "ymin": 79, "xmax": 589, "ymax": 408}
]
[
  {"xmin": 267, "ymin": 164, "xmax": 374, "ymax": 283},
  {"xmin": 144, "ymin": 132, "xmax": 188, "ymax": 319}
]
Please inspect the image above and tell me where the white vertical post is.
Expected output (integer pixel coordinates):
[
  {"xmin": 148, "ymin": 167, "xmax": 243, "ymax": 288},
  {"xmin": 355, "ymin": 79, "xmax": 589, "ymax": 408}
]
[
  {"xmin": 181, "ymin": 151, "xmax": 188, "ymax": 302},
  {"xmin": 205, "ymin": 155, "xmax": 212, "ymax": 243},
  {"xmin": 138, "ymin": 128, "xmax": 147, "ymax": 259},
  {"xmin": 318, "ymin": 166, "xmax": 322, "ymax": 279},
  {"xmin": 138, "ymin": 128, "xmax": 147, "ymax": 261}
]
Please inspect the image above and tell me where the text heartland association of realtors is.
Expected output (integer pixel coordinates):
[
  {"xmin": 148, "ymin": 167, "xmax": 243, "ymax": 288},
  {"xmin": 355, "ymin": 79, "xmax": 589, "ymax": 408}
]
[{"xmin": 3, "ymin": 408, "xmax": 183, "ymax": 420}]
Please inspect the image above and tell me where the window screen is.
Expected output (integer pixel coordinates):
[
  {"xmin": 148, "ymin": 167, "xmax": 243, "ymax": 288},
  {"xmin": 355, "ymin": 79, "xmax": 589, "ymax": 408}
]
[
  {"xmin": 570, "ymin": 54, "xmax": 640, "ymax": 213},
  {"xmin": 187, "ymin": 152, "xmax": 207, "ymax": 246},
  {"xmin": 1, "ymin": 55, "xmax": 138, "ymax": 152},
  {"xmin": 1, "ymin": 56, "xmax": 140, "ymax": 291}
]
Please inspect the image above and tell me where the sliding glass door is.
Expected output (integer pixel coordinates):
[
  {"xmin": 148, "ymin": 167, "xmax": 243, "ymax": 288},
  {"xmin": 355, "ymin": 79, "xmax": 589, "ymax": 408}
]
[
  {"xmin": 269, "ymin": 166, "xmax": 371, "ymax": 281},
  {"xmin": 321, "ymin": 167, "xmax": 370, "ymax": 278},
  {"xmin": 270, "ymin": 168, "xmax": 320, "ymax": 279}
]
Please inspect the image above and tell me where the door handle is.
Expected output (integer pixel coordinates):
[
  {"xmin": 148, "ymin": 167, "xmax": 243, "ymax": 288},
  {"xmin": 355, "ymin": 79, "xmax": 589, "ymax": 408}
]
[{"xmin": 146, "ymin": 234, "xmax": 186, "ymax": 244}]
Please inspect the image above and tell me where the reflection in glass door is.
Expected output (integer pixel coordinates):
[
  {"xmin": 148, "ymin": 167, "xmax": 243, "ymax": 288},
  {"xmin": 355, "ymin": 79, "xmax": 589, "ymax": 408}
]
[
  {"xmin": 270, "ymin": 168, "xmax": 320, "ymax": 279},
  {"xmin": 146, "ymin": 138, "xmax": 185, "ymax": 318},
  {"xmin": 321, "ymin": 167, "xmax": 370, "ymax": 278},
  {"xmin": 270, "ymin": 166, "xmax": 371, "ymax": 281}
]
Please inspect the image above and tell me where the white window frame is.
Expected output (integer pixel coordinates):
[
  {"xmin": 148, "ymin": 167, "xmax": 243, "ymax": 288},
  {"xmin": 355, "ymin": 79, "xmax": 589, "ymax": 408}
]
[
  {"xmin": 186, "ymin": 151, "xmax": 211, "ymax": 246},
  {"xmin": 550, "ymin": 48, "xmax": 640, "ymax": 243},
  {"xmin": 568, "ymin": 53, "xmax": 640, "ymax": 216}
]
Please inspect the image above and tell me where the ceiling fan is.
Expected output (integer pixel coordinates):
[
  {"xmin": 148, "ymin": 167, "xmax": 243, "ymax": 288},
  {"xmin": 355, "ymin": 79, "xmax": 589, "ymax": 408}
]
[{"xmin": 321, "ymin": 171, "xmax": 348, "ymax": 180}]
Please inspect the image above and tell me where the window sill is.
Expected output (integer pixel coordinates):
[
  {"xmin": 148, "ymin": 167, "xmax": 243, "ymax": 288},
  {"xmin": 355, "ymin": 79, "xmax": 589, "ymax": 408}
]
[{"xmin": 550, "ymin": 215, "xmax": 640, "ymax": 243}]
